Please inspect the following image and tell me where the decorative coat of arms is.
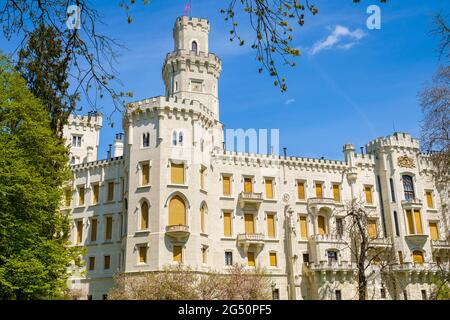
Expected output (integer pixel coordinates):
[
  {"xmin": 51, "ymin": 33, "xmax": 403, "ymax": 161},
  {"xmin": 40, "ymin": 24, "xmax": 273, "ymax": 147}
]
[{"xmin": 397, "ymin": 155, "xmax": 415, "ymax": 168}]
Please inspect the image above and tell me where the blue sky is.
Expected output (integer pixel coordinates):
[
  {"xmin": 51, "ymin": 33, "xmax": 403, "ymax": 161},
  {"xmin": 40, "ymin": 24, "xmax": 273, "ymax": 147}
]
[{"xmin": 1, "ymin": 0, "xmax": 449, "ymax": 160}]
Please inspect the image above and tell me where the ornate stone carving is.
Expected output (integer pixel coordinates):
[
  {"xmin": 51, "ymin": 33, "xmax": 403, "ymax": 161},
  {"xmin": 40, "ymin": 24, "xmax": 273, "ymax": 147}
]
[{"xmin": 397, "ymin": 155, "xmax": 415, "ymax": 168}]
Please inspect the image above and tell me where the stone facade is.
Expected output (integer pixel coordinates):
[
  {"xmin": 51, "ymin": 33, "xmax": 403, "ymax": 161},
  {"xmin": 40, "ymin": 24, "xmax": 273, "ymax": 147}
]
[{"xmin": 63, "ymin": 16, "xmax": 450, "ymax": 300}]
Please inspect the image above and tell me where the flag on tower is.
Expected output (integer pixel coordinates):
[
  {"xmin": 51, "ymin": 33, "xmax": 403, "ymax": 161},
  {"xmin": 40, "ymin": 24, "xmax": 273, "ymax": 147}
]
[{"xmin": 184, "ymin": 0, "xmax": 191, "ymax": 16}]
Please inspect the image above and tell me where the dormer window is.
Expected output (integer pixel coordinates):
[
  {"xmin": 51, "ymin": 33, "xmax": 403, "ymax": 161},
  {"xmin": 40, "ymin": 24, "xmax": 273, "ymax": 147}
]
[{"xmin": 192, "ymin": 41, "xmax": 198, "ymax": 54}]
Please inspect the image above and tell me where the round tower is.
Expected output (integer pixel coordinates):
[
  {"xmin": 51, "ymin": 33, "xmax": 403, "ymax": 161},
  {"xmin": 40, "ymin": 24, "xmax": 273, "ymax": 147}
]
[{"xmin": 162, "ymin": 16, "xmax": 222, "ymax": 117}]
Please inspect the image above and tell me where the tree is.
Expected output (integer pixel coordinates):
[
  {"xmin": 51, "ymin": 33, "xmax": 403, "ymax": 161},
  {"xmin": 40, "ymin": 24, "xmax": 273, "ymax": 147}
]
[
  {"xmin": 108, "ymin": 264, "xmax": 273, "ymax": 300},
  {"xmin": 17, "ymin": 24, "xmax": 78, "ymax": 136},
  {"xmin": 0, "ymin": 55, "xmax": 80, "ymax": 299},
  {"xmin": 338, "ymin": 199, "xmax": 397, "ymax": 300}
]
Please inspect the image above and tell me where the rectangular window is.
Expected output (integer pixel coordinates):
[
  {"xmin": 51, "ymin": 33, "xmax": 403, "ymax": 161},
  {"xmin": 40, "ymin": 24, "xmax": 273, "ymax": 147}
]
[
  {"xmin": 139, "ymin": 246, "xmax": 147, "ymax": 263},
  {"xmin": 297, "ymin": 181, "xmax": 305, "ymax": 200},
  {"xmin": 244, "ymin": 214, "xmax": 255, "ymax": 234},
  {"xmin": 299, "ymin": 216, "xmax": 308, "ymax": 240},
  {"xmin": 303, "ymin": 253, "xmax": 310, "ymax": 263},
  {"xmin": 90, "ymin": 218, "xmax": 97, "ymax": 242},
  {"xmin": 421, "ymin": 290, "xmax": 427, "ymax": 300},
  {"xmin": 426, "ymin": 191, "xmax": 433, "ymax": 208},
  {"xmin": 78, "ymin": 186, "xmax": 85, "ymax": 206},
  {"xmin": 65, "ymin": 189, "xmax": 72, "ymax": 207},
  {"xmin": 429, "ymin": 222, "xmax": 439, "ymax": 241},
  {"xmin": 222, "ymin": 175, "xmax": 231, "ymax": 196},
  {"xmin": 104, "ymin": 255, "xmax": 111, "ymax": 270},
  {"xmin": 200, "ymin": 168, "xmax": 205, "ymax": 190},
  {"xmin": 406, "ymin": 210, "xmax": 414, "ymax": 234},
  {"xmin": 336, "ymin": 218, "xmax": 343, "ymax": 236},
  {"xmin": 244, "ymin": 177, "xmax": 253, "ymax": 193},
  {"xmin": 171, "ymin": 163, "xmax": 184, "ymax": 184},
  {"xmin": 389, "ymin": 178, "xmax": 396, "ymax": 202},
  {"xmin": 368, "ymin": 220, "xmax": 378, "ymax": 239},
  {"xmin": 335, "ymin": 290, "xmax": 342, "ymax": 300},
  {"xmin": 267, "ymin": 214, "xmax": 275, "ymax": 238},
  {"xmin": 92, "ymin": 184, "xmax": 99, "ymax": 204},
  {"xmin": 72, "ymin": 135, "xmax": 82, "ymax": 148},
  {"xmin": 265, "ymin": 178, "xmax": 273, "ymax": 199},
  {"xmin": 223, "ymin": 212, "xmax": 232, "ymax": 237},
  {"xmin": 88, "ymin": 257, "xmax": 95, "ymax": 271},
  {"xmin": 200, "ymin": 206, "xmax": 205, "ymax": 233},
  {"xmin": 76, "ymin": 220, "xmax": 83, "ymax": 244},
  {"xmin": 107, "ymin": 182, "xmax": 114, "ymax": 201},
  {"xmin": 173, "ymin": 245, "xmax": 182, "ymax": 263},
  {"xmin": 315, "ymin": 182, "xmax": 323, "ymax": 198},
  {"xmin": 225, "ymin": 251, "xmax": 233, "ymax": 266},
  {"xmin": 201, "ymin": 247, "xmax": 207, "ymax": 264},
  {"xmin": 380, "ymin": 288, "xmax": 386, "ymax": 299},
  {"xmin": 365, "ymin": 186, "xmax": 373, "ymax": 204},
  {"xmin": 414, "ymin": 209, "xmax": 423, "ymax": 234},
  {"xmin": 402, "ymin": 175, "xmax": 415, "ymax": 201},
  {"xmin": 333, "ymin": 184, "xmax": 340, "ymax": 202},
  {"xmin": 142, "ymin": 133, "xmax": 150, "ymax": 147},
  {"xmin": 269, "ymin": 252, "xmax": 277, "ymax": 267},
  {"xmin": 247, "ymin": 252, "xmax": 255, "ymax": 267},
  {"xmin": 105, "ymin": 216, "xmax": 113, "ymax": 241},
  {"xmin": 141, "ymin": 163, "xmax": 150, "ymax": 186}
]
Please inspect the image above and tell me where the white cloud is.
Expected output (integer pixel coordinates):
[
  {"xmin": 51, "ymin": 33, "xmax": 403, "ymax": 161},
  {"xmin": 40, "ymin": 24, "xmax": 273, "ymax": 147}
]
[
  {"xmin": 285, "ymin": 98, "xmax": 296, "ymax": 105},
  {"xmin": 310, "ymin": 25, "xmax": 366, "ymax": 55}
]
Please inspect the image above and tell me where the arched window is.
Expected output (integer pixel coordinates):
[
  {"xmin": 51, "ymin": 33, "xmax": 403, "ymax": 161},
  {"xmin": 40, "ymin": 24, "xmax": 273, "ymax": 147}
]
[
  {"xmin": 317, "ymin": 216, "xmax": 326, "ymax": 235},
  {"xmin": 172, "ymin": 131, "xmax": 177, "ymax": 146},
  {"xmin": 192, "ymin": 41, "xmax": 198, "ymax": 54},
  {"xmin": 168, "ymin": 195, "xmax": 186, "ymax": 226},
  {"xmin": 178, "ymin": 131, "xmax": 184, "ymax": 146},
  {"xmin": 402, "ymin": 175, "xmax": 415, "ymax": 201},
  {"xmin": 140, "ymin": 202, "xmax": 149, "ymax": 230},
  {"xmin": 412, "ymin": 250, "xmax": 424, "ymax": 264},
  {"xmin": 200, "ymin": 204, "xmax": 207, "ymax": 233}
]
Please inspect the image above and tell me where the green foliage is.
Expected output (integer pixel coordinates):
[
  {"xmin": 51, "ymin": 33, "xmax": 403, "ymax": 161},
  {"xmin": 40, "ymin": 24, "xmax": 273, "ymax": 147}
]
[
  {"xmin": 0, "ymin": 55, "xmax": 80, "ymax": 299},
  {"xmin": 17, "ymin": 24, "xmax": 78, "ymax": 136}
]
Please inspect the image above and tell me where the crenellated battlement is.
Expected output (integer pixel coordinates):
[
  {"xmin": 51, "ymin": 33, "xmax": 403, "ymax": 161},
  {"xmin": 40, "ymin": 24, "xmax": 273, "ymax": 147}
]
[
  {"xmin": 66, "ymin": 112, "xmax": 102, "ymax": 130},
  {"xmin": 175, "ymin": 16, "xmax": 210, "ymax": 32},
  {"xmin": 366, "ymin": 132, "xmax": 420, "ymax": 154}
]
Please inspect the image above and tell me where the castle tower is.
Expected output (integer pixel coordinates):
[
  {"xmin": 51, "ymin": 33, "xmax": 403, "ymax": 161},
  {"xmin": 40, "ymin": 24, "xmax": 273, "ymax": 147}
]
[{"xmin": 162, "ymin": 16, "xmax": 222, "ymax": 117}]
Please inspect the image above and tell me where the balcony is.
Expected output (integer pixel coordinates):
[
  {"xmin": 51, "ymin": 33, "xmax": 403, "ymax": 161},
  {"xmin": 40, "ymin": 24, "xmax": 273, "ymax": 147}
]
[
  {"xmin": 309, "ymin": 234, "xmax": 345, "ymax": 244},
  {"xmin": 368, "ymin": 237, "xmax": 392, "ymax": 248},
  {"xmin": 237, "ymin": 233, "xmax": 265, "ymax": 252},
  {"xmin": 391, "ymin": 262, "xmax": 440, "ymax": 275},
  {"xmin": 305, "ymin": 261, "xmax": 356, "ymax": 277},
  {"xmin": 431, "ymin": 239, "xmax": 450, "ymax": 252},
  {"xmin": 165, "ymin": 224, "xmax": 190, "ymax": 241},
  {"xmin": 238, "ymin": 192, "xmax": 263, "ymax": 209},
  {"xmin": 401, "ymin": 198, "xmax": 423, "ymax": 210},
  {"xmin": 404, "ymin": 234, "xmax": 428, "ymax": 247},
  {"xmin": 307, "ymin": 197, "xmax": 336, "ymax": 212}
]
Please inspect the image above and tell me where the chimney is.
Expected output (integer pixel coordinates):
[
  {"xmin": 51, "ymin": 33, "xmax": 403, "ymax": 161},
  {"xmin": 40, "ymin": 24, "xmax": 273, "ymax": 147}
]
[{"xmin": 114, "ymin": 133, "xmax": 124, "ymax": 158}]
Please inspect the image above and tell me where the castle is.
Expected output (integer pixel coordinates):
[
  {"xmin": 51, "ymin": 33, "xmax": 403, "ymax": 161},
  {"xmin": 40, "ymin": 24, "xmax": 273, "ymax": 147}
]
[{"xmin": 62, "ymin": 16, "xmax": 449, "ymax": 300}]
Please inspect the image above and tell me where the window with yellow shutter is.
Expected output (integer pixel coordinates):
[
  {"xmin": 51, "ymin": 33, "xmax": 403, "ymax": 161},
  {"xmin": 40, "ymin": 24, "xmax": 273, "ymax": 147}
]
[
  {"xmin": 140, "ymin": 202, "xmax": 149, "ymax": 230},
  {"xmin": 139, "ymin": 246, "xmax": 147, "ymax": 263},
  {"xmin": 200, "ymin": 168, "xmax": 205, "ymax": 190},
  {"xmin": 107, "ymin": 182, "xmax": 114, "ymax": 201},
  {"xmin": 76, "ymin": 220, "xmax": 83, "ymax": 244},
  {"xmin": 92, "ymin": 184, "xmax": 99, "ymax": 204},
  {"xmin": 265, "ymin": 178, "xmax": 273, "ymax": 199},
  {"xmin": 297, "ymin": 181, "xmax": 305, "ymax": 200},
  {"xmin": 412, "ymin": 250, "xmax": 424, "ymax": 264},
  {"xmin": 247, "ymin": 252, "xmax": 255, "ymax": 267},
  {"xmin": 365, "ymin": 186, "xmax": 373, "ymax": 204},
  {"xmin": 406, "ymin": 210, "xmax": 414, "ymax": 234},
  {"xmin": 333, "ymin": 184, "xmax": 340, "ymax": 202},
  {"xmin": 426, "ymin": 191, "xmax": 433, "ymax": 208},
  {"xmin": 244, "ymin": 214, "xmax": 255, "ymax": 234},
  {"xmin": 429, "ymin": 222, "xmax": 439, "ymax": 241},
  {"xmin": 317, "ymin": 215, "xmax": 326, "ymax": 235},
  {"xmin": 168, "ymin": 196, "xmax": 186, "ymax": 226},
  {"xmin": 90, "ymin": 219, "xmax": 97, "ymax": 242},
  {"xmin": 368, "ymin": 220, "xmax": 378, "ymax": 239},
  {"xmin": 65, "ymin": 189, "xmax": 72, "ymax": 207},
  {"xmin": 413, "ymin": 209, "xmax": 423, "ymax": 234},
  {"xmin": 269, "ymin": 252, "xmax": 277, "ymax": 267},
  {"xmin": 244, "ymin": 177, "xmax": 253, "ymax": 193},
  {"xmin": 222, "ymin": 175, "xmax": 231, "ymax": 196},
  {"xmin": 200, "ymin": 205, "xmax": 206, "ymax": 233},
  {"xmin": 78, "ymin": 186, "xmax": 85, "ymax": 206},
  {"xmin": 315, "ymin": 183, "xmax": 323, "ymax": 198},
  {"xmin": 141, "ymin": 163, "xmax": 150, "ymax": 186},
  {"xmin": 299, "ymin": 216, "xmax": 308, "ymax": 240},
  {"xmin": 173, "ymin": 245, "xmax": 182, "ymax": 263},
  {"xmin": 105, "ymin": 216, "xmax": 113, "ymax": 240},
  {"xmin": 267, "ymin": 214, "xmax": 275, "ymax": 238},
  {"xmin": 223, "ymin": 212, "xmax": 232, "ymax": 237},
  {"xmin": 171, "ymin": 163, "xmax": 185, "ymax": 184},
  {"xmin": 398, "ymin": 251, "xmax": 404, "ymax": 265}
]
